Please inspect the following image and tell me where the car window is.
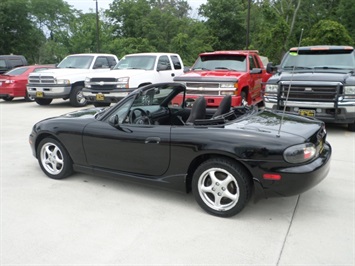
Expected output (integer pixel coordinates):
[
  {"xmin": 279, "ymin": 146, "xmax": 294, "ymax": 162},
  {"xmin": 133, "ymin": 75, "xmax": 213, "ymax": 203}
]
[
  {"xmin": 4, "ymin": 67, "xmax": 29, "ymax": 75},
  {"xmin": 0, "ymin": 60, "xmax": 6, "ymax": 68},
  {"xmin": 170, "ymin": 55, "xmax": 182, "ymax": 70},
  {"xmin": 157, "ymin": 55, "xmax": 172, "ymax": 70},
  {"xmin": 115, "ymin": 55, "xmax": 156, "ymax": 70},
  {"xmin": 94, "ymin": 57, "xmax": 110, "ymax": 69}
]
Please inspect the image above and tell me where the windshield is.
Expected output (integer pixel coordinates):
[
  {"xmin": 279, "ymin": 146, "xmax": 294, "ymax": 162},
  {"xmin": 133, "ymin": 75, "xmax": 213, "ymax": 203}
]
[
  {"xmin": 57, "ymin": 55, "xmax": 94, "ymax": 69},
  {"xmin": 192, "ymin": 55, "xmax": 247, "ymax": 71},
  {"xmin": 281, "ymin": 50, "xmax": 355, "ymax": 70},
  {"xmin": 114, "ymin": 55, "xmax": 156, "ymax": 70}
]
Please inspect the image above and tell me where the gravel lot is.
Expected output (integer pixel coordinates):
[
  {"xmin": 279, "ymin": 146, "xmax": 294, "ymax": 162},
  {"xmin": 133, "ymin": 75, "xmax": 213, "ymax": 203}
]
[{"xmin": 1, "ymin": 99, "xmax": 354, "ymax": 265}]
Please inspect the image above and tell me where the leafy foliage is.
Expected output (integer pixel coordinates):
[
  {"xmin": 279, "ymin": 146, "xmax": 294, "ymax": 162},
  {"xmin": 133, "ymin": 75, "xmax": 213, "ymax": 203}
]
[{"xmin": 0, "ymin": 0, "xmax": 354, "ymax": 66}]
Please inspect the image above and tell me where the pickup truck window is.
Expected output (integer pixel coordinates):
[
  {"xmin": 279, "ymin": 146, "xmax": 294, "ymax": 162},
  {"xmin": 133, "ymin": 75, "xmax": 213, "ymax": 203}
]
[
  {"xmin": 57, "ymin": 55, "xmax": 94, "ymax": 69},
  {"xmin": 158, "ymin": 55, "xmax": 172, "ymax": 70},
  {"xmin": 115, "ymin": 55, "xmax": 156, "ymax": 70},
  {"xmin": 282, "ymin": 50, "xmax": 355, "ymax": 70},
  {"xmin": 193, "ymin": 55, "xmax": 247, "ymax": 71},
  {"xmin": 171, "ymin": 55, "xmax": 182, "ymax": 70}
]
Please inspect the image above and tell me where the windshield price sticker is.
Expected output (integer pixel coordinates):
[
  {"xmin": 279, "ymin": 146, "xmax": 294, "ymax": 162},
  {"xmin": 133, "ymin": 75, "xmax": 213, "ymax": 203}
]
[{"xmin": 299, "ymin": 109, "xmax": 315, "ymax": 117}]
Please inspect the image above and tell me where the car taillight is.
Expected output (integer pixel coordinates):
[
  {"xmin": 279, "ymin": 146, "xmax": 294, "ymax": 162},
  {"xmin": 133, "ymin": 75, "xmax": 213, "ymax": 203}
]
[{"xmin": 284, "ymin": 143, "xmax": 317, "ymax": 164}]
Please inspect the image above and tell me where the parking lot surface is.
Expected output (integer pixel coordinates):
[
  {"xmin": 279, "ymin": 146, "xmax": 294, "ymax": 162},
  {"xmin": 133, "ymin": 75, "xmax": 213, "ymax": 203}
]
[{"xmin": 1, "ymin": 99, "xmax": 354, "ymax": 265}]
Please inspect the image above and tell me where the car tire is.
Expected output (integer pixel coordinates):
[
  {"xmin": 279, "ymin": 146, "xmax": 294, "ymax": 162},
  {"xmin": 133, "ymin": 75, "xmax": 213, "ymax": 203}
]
[
  {"xmin": 2, "ymin": 96, "xmax": 14, "ymax": 101},
  {"xmin": 348, "ymin": 122, "xmax": 355, "ymax": 132},
  {"xmin": 192, "ymin": 157, "xmax": 252, "ymax": 217},
  {"xmin": 25, "ymin": 91, "xmax": 35, "ymax": 102},
  {"xmin": 35, "ymin": 98, "xmax": 53, "ymax": 105},
  {"xmin": 70, "ymin": 85, "xmax": 87, "ymax": 107},
  {"xmin": 93, "ymin": 102, "xmax": 111, "ymax": 107},
  {"xmin": 37, "ymin": 138, "xmax": 73, "ymax": 179}
]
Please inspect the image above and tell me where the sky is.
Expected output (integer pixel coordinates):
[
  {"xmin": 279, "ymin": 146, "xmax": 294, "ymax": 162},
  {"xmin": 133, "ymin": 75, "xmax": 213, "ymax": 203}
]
[{"xmin": 65, "ymin": 0, "xmax": 207, "ymax": 15}]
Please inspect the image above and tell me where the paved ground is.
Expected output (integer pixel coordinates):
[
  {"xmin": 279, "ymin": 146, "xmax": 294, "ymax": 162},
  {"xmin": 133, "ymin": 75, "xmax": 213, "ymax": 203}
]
[{"xmin": 1, "ymin": 99, "xmax": 354, "ymax": 265}]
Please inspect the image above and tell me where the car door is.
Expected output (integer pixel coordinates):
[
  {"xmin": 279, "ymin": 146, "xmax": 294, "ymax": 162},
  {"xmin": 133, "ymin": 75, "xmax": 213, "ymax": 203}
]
[
  {"xmin": 249, "ymin": 55, "xmax": 262, "ymax": 101},
  {"xmin": 82, "ymin": 97, "xmax": 171, "ymax": 176},
  {"xmin": 156, "ymin": 55, "xmax": 176, "ymax": 82}
]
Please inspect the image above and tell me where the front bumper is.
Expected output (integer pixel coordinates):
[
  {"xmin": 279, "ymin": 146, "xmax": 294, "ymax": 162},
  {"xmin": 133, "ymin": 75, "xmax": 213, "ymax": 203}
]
[
  {"xmin": 27, "ymin": 84, "xmax": 71, "ymax": 99},
  {"xmin": 82, "ymin": 88, "xmax": 135, "ymax": 103},
  {"xmin": 253, "ymin": 142, "xmax": 332, "ymax": 199},
  {"xmin": 264, "ymin": 98, "xmax": 355, "ymax": 124}
]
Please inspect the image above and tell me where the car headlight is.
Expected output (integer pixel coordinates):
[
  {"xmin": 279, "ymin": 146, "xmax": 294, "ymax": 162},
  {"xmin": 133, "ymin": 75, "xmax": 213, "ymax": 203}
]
[
  {"xmin": 265, "ymin": 84, "xmax": 278, "ymax": 93},
  {"xmin": 344, "ymin": 86, "xmax": 355, "ymax": 99},
  {"xmin": 284, "ymin": 143, "xmax": 317, "ymax": 164},
  {"xmin": 55, "ymin": 79, "xmax": 70, "ymax": 85},
  {"xmin": 84, "ymin": 77, "xmax": 91, "ymax": 88},
  {"xmin": 116, "ymin": 77, "xmax": 129, "ymax": 88},
  {"xmin": 220, "ymin": 83, "xmax": 237, "ymax": 89}
]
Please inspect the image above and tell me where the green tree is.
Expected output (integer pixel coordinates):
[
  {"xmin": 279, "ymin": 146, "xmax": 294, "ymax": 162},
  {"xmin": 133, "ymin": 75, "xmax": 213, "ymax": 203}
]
[
  {"xmin": 199, "ymin": 0, "xmax": 246, "ymax": 50},
  {"xmin": 302, "ymin": 20, "xmax": 353, "ymax": 46}
]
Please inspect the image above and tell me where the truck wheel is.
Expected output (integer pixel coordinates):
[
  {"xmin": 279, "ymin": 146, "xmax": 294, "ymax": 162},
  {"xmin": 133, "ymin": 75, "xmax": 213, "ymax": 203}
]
[
  {"xmin": 348, "ymin": 122, "xmax": 355, "ymax": 132},
  {"xmin": 192, "ymin": 157, "xmax": 252, "ymax": 217},
  {"xmin": 35, "ymin": 98, "xmax": 53, "ymax": 105},
  {"xmin": 25, "ymin": 91, "xmax": 35, "ymax": 102},
  {"xmin": 241, "ymin": 91, "xmax": 247, "ymax": 106},
  {"xmin": 70, "ymin": 85, "xmax": 87, "ymax": 107}
]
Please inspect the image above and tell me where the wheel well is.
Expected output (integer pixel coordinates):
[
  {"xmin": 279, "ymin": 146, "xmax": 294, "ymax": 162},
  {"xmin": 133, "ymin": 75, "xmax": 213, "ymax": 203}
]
[
  {"xmin": 72, "ymin": 81, "xmax": 85, "ymax": 88},
  {"xmin": 35, "ymin": 134, "xmax": 62, "ymax": 157},
  {"xmin": 185, "ymin": 154, "xmax": 253, "ymax": 193}
]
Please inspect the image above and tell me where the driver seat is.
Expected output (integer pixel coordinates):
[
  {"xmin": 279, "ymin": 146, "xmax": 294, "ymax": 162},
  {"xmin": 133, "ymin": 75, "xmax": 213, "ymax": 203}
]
[{"xmin": 186, "ymin": 97, "xmax": 206, "ymax": 125}]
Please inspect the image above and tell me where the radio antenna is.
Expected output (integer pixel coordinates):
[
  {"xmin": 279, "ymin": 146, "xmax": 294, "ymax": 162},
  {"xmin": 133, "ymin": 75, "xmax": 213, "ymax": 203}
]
[{"xmin": 277, "ymin": 28, "xmax": 304, "ymax": 137}]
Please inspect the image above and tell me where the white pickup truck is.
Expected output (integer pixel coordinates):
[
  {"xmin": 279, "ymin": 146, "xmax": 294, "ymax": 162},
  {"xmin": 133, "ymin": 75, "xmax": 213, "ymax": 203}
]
[
  {"xmin": 83, "ymin": 52, "xmax": 184, "ymax": 106},
  {"xmin": 27, "ymin": 53, "xmax": 119, "ymax": 107}
]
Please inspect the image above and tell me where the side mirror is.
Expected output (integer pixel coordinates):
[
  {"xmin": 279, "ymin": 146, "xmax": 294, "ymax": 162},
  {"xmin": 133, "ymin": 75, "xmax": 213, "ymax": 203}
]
[
  {"xmin": 266, "ymin": 62, "xmax": 277, "ymax": 74},
  {"xmin": 250, "ymin": 68, "xmax": 262, "ymax": 74},
  {"xmin": 108, "ymin": 114, "xmax": 120, "ymax": 128}
]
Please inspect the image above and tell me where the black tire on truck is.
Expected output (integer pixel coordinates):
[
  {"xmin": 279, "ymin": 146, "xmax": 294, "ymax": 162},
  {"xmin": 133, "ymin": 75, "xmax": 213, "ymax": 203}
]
[
  {"xmin": 70, "ymin": 85, "xmax": 87, "ymax": 107},
  {"xmin": 348, "ymin": 122, "xmax": 355, "ymax": 132},
  {"xmin": 35, "ymin": 98, "xmax": 53, "ymax": 105}
]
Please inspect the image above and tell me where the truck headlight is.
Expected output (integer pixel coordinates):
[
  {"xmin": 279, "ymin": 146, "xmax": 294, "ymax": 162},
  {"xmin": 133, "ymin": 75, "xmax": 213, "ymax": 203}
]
[
  {"xmin": 116, "ymin": 77, "xmax": 129, "ymax": 88},
  {"xmin": 84, "ymin": 77, "xmax": 91, "ymax": 88},
  {"xmin": 220, "ymin": 83, "xmax": 237, "ymax": 89},
  {"xmin": 265, "ymin": 84, "xmax": 278, "ymax": 93},
  {"xmin": 55, "ymin": 79, "xmax": 70, "ymax": 85},
  {"xmin": 344, "ymin": 86, "xmax": 355, "ymax": 99},
  {"xmin": 284, "ymin": 143, "xmax": 317, "ymax": 164}
]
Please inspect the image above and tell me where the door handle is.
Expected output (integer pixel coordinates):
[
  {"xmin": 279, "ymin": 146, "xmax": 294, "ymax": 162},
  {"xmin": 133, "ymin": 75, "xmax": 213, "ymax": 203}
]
[{"xmin": 145, "ymin": 137, "xmax": 161, "ymax": 144}]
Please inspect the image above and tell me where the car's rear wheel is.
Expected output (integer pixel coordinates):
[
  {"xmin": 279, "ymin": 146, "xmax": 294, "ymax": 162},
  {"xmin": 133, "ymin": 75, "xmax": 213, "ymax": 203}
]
[
  {"xmin": 192, "ymin": 158, "xmax": 252, "ymax": 217},
  {"xmin": 70, "ymin": 85, "xmax": 87, "ymax": 107},
  {"xmin": 35, "ymin": 98, "xmax": 53, "ymax": 105},
  {"xmin": 37, "ymin": 138, "xmax": 73, "ymax": 179},
  {"xmin": 2, "ymin": 96, "xmax": 14, "ymax": 101}
]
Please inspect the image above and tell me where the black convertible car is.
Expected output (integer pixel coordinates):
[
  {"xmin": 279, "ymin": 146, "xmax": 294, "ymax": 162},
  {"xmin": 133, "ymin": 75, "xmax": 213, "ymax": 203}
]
[{"xmin": 29, "ymin": 82, "xmax": 331, "ymax": 217}]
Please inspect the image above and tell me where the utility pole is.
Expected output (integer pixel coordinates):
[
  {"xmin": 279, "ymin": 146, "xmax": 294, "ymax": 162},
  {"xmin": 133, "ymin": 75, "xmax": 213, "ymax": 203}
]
[
  {"xmin": 246, "ymin": 0, "xmax": 251, "ymax": 49},
  {"xmin": 94, "ymin": 0, "xmax": 100, "ymax": 52}
]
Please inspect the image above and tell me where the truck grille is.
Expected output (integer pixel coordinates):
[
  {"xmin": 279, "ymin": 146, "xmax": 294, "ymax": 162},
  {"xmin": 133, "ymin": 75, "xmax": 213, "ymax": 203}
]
[
  {"xmin": 280, "ymin": 84, "xmax": 339, "ymax": 101},
  {"xmin": 88, "ymin": 77, "xmax": 117, "ymax": 90},
  {"xmin": 28, "ymin": 75, "xmax": 55, "ymax": 84},
  {"xmin": 186, "ymin": 82, "xmax": 224, "ymax": 95},
  {"xmin": 186, "ymin": 82, "xmax": 219, "ymax": 88}
]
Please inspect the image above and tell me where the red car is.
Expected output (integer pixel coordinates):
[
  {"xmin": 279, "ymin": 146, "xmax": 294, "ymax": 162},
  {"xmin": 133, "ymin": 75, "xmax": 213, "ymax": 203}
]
[{"xmin": 0, "ymin": 65, "xmax": 54, "ymax": 102}]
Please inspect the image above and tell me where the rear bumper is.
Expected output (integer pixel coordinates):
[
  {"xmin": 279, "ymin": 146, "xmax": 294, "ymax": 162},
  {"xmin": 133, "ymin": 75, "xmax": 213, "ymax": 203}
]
[
  {"xmin": 0, "ymin": 86, "xmax": 25, "ymax": 97},
  {"xmin": 253, "ymin": 142, "xmax": 332, "ymax": 199}
]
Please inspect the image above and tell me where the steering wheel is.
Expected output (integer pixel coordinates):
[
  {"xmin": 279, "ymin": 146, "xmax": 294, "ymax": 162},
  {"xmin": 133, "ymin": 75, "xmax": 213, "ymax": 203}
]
[{"xmin": 129, "ymin": 108, "xmax": 151, "ymax": 124}]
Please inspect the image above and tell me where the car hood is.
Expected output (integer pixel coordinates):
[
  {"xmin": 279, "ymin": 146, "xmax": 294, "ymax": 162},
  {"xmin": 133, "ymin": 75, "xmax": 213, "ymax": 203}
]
[
  {"xmin": 174, "ymin": 70, "xmax": 245, "ymax": 82},
  {"xmin": 227, "ymin": 109, "xmax": 324, "ymax": 139},
  {"xmin": 30, "ymin": 68, "xmax": 109, "ymax": 78},
  {"xmin": 62, "ymin": 107, "xmax": 106, "ymax": 118},
  {"xmin": 88, "ymin": 69, "xmax": 148, "ymax": 78},
  {"xmin": 269, "ymin": 70, "xmax": 354, "ymax": 83}
]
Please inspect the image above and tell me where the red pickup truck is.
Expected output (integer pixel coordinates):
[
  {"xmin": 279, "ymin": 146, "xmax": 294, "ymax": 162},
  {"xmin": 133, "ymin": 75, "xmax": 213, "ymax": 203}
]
[{"xmin": 174, "ymin": 50, "xmax": 271, "ymax": 107}]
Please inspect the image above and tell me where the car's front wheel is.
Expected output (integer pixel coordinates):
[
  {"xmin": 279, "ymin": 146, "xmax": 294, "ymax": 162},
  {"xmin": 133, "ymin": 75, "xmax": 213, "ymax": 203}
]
[
  {"xmin": 37, "ymin": 138, "xmax": 73, "ymax": 179},
  {"xmin": 192, "ymin": 158, "xmax": 252, "ymax": 217}
]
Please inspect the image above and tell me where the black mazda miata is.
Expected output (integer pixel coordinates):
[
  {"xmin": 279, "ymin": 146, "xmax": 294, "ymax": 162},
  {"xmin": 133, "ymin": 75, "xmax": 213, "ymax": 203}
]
[{"xmin": 29, "ymin": 82, "xmax": 331, "ymax": 217}]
